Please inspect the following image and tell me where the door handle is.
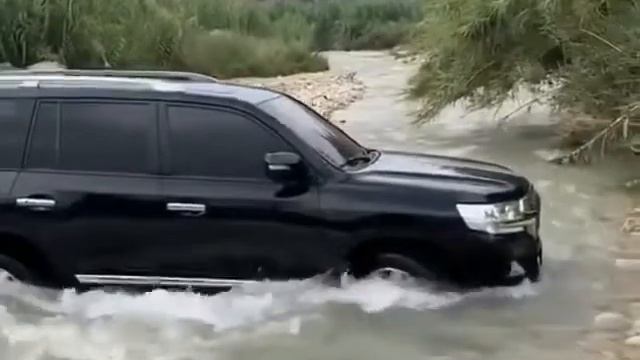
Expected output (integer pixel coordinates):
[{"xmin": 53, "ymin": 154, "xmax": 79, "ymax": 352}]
[
  {"xmin": 16, "ymin": 198, "xmax": 56, "ymax": 211},
  {"xmin": 166, "ymin": 202, "xmax": 206, "ymax": 216}
]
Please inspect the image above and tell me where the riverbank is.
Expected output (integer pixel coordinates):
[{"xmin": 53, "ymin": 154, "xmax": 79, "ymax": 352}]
[
  {"xmin": 231, "ymin": 71, "xmax": 365, "ymax": 119},
  {"xmin": 581, "ymin": 195, "xmax": 640, "ymax": 360},
  {"xmin": 609, "ymin": 197, "xmax": 640, "ymax": 358}
]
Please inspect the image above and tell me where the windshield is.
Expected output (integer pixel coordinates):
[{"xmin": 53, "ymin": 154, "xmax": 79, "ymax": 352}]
[{"xmin": 259, "ymin": 95, "xmax": 365, "ymax": 166}]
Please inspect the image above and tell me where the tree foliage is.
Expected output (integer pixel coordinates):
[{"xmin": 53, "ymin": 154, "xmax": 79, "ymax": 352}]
[
  {"xmin": 0, "ymin": 0, "xmax": 422, "ymax": 78},
  {"xmin": 411, "ymin": 0, "xmax": 640, "ymax": 125}
]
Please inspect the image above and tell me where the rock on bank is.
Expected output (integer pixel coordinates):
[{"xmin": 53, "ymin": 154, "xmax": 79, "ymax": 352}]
[{"xmin": 230, "ymin": 71, "xmax": 365, "ymax": 120}]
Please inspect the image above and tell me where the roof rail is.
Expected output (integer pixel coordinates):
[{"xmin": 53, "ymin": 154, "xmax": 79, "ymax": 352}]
[{"xmin": 0, "ymin": 69, "xmax": 218, "ymax": 83}]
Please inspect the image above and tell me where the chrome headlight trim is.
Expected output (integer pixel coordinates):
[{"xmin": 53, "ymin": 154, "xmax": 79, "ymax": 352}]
[{"xmin": 456, "ymin": 191, "xmax": 538, "ymax": 235}]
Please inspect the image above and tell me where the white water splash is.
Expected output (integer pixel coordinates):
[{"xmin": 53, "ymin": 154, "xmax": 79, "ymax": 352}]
[
  {"xmin": 0, "ymin": 278, "xmax": 538, "ymax": 360},
  {"xmin": 0, "ymin": 277, "xmax": 538, "ymax": 329}
]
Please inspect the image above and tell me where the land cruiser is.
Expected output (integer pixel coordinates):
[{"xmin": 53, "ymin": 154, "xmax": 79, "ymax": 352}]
[{"xmin": 0, "ymin": 69, "xmax": 542, "ymax": 290}]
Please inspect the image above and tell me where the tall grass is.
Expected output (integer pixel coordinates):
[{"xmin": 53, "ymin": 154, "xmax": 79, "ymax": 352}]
[{"xmin": 0, "ymin": 0, "xmax": 422, "ymax": 78}]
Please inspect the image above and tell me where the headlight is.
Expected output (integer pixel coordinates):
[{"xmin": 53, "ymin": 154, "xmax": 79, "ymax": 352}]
[{"xmin": 456, "ymin": 194, "xmax": 538, "ymax": 235}]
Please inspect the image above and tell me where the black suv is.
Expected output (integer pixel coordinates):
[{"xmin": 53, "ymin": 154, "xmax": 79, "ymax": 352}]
[{"xmin": 0, "ymin": 70, "xmax": 542, "ymax": 290}]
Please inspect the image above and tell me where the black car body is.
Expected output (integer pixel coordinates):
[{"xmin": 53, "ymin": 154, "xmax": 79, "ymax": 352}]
[{"xmin": 0, "ymin": 70, "xmax": 542, "ymax": 290}]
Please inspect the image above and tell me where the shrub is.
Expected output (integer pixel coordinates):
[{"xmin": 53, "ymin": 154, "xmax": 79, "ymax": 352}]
[
  {"xmin": 410, "ymin": 0, "xmax": 640, "ymax": 121},
  {"xmin": 306, "ymin": 0, "xmax": 422, "ymax": 51},
  {"xmin": 0, "ymin": 0, "xmax": 421, "ymax": 78},
  {"xmin": 347, "ymin": 22, "xmax": 415, "ymax": 50},
  {"xmin": 410, "ymin": 0, "xmax": 640, "ymax": 162},
  {"xmin": 178, "ymin": 30, "xmax": 328, "ymax": 78}
]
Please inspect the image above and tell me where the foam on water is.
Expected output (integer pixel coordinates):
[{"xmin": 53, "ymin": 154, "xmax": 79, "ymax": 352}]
[
  {"xmin": 0, "ymin": 278, "xmax": 538, "ymax": 359},
  {"xmin": 0, "ymin": 277, "xmax": 538, "ymax": 327}
]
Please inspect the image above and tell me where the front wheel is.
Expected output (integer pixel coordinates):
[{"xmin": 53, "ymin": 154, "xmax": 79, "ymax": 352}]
[{"xmin": 351, "ymin": 253, "xmax": 440, "ymax": 283}]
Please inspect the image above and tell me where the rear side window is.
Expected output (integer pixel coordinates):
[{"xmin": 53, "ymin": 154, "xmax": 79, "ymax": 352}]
[
  {"xmin": 27, "ymin": 101, "xmax": 157, "ymax": 174},
  {"xmin": 0, "ymin": 99, "xmax": 34, "ymax": 169},
  {"xmin": 166, "ymin": 105, "xmax": 291, "ymax": 178}
]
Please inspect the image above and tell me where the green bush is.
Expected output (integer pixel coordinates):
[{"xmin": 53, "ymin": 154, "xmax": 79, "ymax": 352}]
[
  {"xmin": 301, "ymin": 0, "xmax": 422, "ymax": 51},
  {"xmin": 410, "ymin": 0, "xmax": 640, "ymax": 122},
  {"xmin": 347, "ymin": 22, "xmax": 415, "ymax": 50},
  {"xmin": 0, "ymin": 0, "xmax": 421, "ymax": 78},
  {"xmin": 179, "ymin": 30, "xmax": 328, "ymax": 78}
]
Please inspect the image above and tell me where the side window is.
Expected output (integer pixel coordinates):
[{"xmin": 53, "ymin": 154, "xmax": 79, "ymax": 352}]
[
  {"xmin": 27, "ymin": 101, "xmax": 157, "ymax": 174},
  {"xmin": 166, "ymin": 105, "xmax": 290, "ymax": 178},
  {"xmin": 0, "ymin": 99, "xmax": 34, "ymax": 169}
]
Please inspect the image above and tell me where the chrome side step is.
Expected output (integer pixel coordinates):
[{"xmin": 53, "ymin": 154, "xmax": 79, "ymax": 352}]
[{"xmin": 75, "ymin": 274, "xmax": 258, "ymax": 288}]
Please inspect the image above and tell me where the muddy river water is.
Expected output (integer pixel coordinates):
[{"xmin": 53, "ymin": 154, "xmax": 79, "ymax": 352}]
[{"xmin": 0, "ymin": 51, "xmax": 638, "ymax": 360}]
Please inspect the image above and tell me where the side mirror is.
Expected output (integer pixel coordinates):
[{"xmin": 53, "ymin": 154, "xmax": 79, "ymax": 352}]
[{"xmin": 265, "ymin": 152, "xmax": 306, "ymax": 183}]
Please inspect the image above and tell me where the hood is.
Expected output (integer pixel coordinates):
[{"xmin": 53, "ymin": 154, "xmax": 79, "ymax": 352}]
[{"xmin": 353, "ymin": 151, "xmax": 531, "ymax": 203}]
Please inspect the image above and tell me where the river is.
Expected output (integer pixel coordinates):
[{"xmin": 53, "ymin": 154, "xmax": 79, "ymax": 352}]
[{"xmin": 0, "ymin": 51, "xmax": 637, "ymax": 360}]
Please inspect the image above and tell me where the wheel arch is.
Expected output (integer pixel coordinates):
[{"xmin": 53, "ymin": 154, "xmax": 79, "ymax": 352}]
[
  {"xmin": 0, "ymin": 232, "xmax": 65, "ymax": 286},
  {"xmin": 345, "ymin": 236, "xmax": 452, "ymax": 279}
]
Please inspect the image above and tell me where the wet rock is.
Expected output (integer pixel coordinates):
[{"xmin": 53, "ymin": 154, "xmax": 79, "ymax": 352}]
[
  {"xmin": 581, "ymin": 332, "xmax": 621, "ymax": 352},
  {"xmin": 593, "ymin": 312, "xmax": 629, "ymax": 331},
  {"xmin": 623, "ymin": 211, "xmax": 640, "ymax": 235},
  {"xmin": 598, "ymin": 350, "xmax": 618, "ymax": 360},
  {"xmin": 623, "ymin": 347, "xmax": 640, "ymax": 360},
  {"xmin": 615, "ymin": 259, "xmax": 640, "ymax": 271},
  {"xmin": 630, "ymin": 303, "xmax": 640, "ymax": 320},
  {"xmin": 628, "ymin": 320, "xmax": 640, "ymax": 336},
  {"xmin": 625, "ymin": 336, "xmax": 640, "ymax": 346}
]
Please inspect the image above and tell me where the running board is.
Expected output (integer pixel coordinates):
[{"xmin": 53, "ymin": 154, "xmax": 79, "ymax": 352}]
[{"xmin": 75, "ymin": 274, "xmax": 259, "ymax": 288}]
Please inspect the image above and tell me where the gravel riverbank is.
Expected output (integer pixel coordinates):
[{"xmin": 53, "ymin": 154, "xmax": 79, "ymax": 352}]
[{"xmin": 231, "ymin": 71, "xmax": 365, "ymax": 120}]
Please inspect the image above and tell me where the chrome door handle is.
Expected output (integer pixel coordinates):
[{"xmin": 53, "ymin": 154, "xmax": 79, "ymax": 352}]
[
  {"xmin": 16, "ymin": 198, "xmax": 56, "ymax": 211},
  {"xmin": 166, "ymin": 202, "xmax": 206, "ymax": 216}
]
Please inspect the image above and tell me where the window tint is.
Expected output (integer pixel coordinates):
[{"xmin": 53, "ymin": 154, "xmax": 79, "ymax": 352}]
[
  {"xmin": 0, "ymin": 99, "xmax": 33, "ymax": 169},
  {"xmin": 28, "ymin": 102, "xmax": 157, "ymax": 173},
  {"xmin": 167, "ymin": 105, "xmax": 290, "ymax": 178}
]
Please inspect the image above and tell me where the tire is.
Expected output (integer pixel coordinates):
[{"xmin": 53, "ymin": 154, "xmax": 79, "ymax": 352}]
[
  {"xmin": 520, "ymin": 254, "xmax": 541, "ymax": 282},
  {"xmin": 0, "ymin": 254, "xmax": 34, "ymax": 284},
  {"xmin": 352, "ymin": 253, "xmax": 439, "ymax": 282}
]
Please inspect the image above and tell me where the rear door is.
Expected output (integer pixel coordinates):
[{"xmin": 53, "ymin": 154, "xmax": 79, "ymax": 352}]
[{"xmin": 11, "ymin": 100, "xmax": 166, "ymax": 284}]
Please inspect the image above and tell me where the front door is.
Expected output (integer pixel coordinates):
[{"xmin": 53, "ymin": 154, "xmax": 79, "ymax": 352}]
[{"xmin": 157, "ymin": 104, "xmax": 326, "ymax": 282}]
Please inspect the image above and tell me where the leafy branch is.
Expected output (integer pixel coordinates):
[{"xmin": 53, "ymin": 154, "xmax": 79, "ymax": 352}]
[
  {"xmin": 549, "ymin": 109, "xmax": 635, "ymax": 164},
  {"xmin": 411, "ymin": 0, "xmax": 640, "ymax": 167}
]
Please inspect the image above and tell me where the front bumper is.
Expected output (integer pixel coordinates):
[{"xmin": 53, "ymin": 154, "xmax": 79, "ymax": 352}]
[
  {"xmin": 453, "ymin": 230, "xmax": 542, "ymax": 286},
  {"xmin": 453, "ymin": 186, "xmax": 542, "ymax": 286}
]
